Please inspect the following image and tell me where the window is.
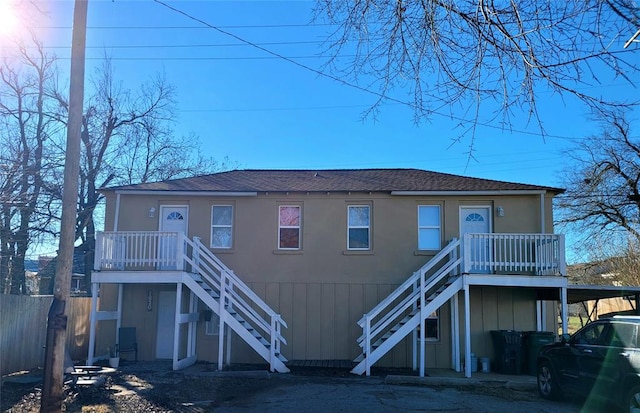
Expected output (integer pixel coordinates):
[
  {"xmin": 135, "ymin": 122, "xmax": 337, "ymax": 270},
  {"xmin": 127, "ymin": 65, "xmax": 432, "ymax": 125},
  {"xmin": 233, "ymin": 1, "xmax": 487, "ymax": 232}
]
[
  {"xmin": 418, "ymin": 205, "xmax": 441, "ymax": 250},
  {"xmin": 573, "ymin": 322, "xmax": 608, "ymax": 345},
  {"xmin": 426, "ymin": 311, "xmax": 439, "ymax": 341},
  {"xmin": 211, "ymin": 205, "xmax": 233, "ymax": 248},
  {"xmin": 348, "ymin": 205, "xmax": 370, "ymax": 250},
  {"xmin": 279, "ymin": 205, "xmax": 301, "ymax": 249}
]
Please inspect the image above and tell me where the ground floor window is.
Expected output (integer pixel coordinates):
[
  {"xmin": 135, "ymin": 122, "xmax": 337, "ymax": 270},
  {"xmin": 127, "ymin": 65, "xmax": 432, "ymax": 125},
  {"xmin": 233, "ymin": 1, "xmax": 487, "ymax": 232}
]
[{"xmin": 426, "ymin": 311, "xmax": 439, "ymax": 341}]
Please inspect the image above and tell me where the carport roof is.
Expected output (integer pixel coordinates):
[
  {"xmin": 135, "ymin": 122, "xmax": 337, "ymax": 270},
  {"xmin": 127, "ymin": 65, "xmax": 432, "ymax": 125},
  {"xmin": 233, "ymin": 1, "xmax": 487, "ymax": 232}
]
[{"xmin": 567, "ymin": 284, "xmax": 640, "ymax": 304}]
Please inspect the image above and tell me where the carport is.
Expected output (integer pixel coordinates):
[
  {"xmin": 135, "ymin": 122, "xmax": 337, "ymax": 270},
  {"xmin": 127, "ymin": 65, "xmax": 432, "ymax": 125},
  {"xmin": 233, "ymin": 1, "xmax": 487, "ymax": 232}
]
[{"xmin": 566, "ymin": 284, "xmax": 640, "ymax": 323}]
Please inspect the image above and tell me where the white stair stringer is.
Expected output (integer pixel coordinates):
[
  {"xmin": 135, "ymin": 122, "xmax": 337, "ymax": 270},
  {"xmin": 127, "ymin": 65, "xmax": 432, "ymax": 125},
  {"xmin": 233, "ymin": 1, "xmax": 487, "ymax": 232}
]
[
  {"xmin": 351, "ymin": 277, "xmax": 463, "ymax": 375},
  {"xmin": 181, "ymin": 236, "xmax": 290, "ymax": 373},
  {"xmin": 350, "ymin": 237, "xmax": 463, "ymax": 376},
  {"xmin": 182, "ymin": 276, "xmax": 289, "ymax": 372}
]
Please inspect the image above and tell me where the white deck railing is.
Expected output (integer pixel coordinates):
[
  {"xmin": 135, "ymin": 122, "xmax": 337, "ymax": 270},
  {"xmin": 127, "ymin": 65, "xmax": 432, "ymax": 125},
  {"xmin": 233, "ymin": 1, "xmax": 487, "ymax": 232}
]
[
  {"xmin": 95, "ymin": 231, "xmax": 185, "ymax": 271},
  {"xmin": 463, "ymin": 233, "xmax": 566, "ymax": 276}
]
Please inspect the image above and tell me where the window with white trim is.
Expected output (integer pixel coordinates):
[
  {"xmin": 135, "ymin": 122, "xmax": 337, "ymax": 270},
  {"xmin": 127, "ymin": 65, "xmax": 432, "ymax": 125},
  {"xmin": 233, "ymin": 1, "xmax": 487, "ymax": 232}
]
[
  {"xmin": 348, "ymin": 205, "xmax": 370, "ymax": 250},
  {"xmin": 279, "ymin": 205, "xmax": 301, "ymax": 249},
  {"xmin": 211, "ymin": 205, "xmax": 233, "ymax": 248},
  {"xmin": 418, "ymin": 205, "xmax": 441, "ymax": 250}
]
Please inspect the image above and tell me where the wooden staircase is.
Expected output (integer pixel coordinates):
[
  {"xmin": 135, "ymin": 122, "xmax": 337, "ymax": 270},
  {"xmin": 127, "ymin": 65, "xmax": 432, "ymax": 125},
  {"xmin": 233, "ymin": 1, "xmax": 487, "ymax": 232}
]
[
  {"xmin": 183, "ymin": 237, "xmax": 290, "ymax": 373},
  {"xmin": 352, "ymin": 238, "xmax": 462, "ymax": 376}
]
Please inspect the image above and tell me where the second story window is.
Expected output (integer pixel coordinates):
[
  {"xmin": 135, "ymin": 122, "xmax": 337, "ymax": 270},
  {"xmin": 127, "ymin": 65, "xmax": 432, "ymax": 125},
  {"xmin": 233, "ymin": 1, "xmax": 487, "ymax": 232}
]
[
  {"xmin": 279, "ymin": 205, "xmax": 301, "ymax": 249},
  {"xmin": 348, "ymin": 205, "xmax": 370, "ymax": 250},
  {"xmin": 418, "ymin": 205, "xmax": 441, "ymax": 250},
  {"xmin": 211, "ymin": 205, "xmax": 233, "ymax": 248}
]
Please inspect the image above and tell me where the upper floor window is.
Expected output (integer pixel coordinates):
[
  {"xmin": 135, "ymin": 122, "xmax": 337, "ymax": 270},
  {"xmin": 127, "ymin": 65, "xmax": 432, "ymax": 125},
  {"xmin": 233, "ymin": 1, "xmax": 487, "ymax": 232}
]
[
  {"xmin": 418, "ymin": 205, "xmax": 441, "ymax": 250},
  {"xmin": 279, "ymin": 205, "xmax": 301, "ymax": 249},
  {"xmin": 211, "ymin": 205, "xmax": 233, "ymax": 248},
  {"xmin": 348, "ymin": 205, "xmax": 370, "ymax": 250}
]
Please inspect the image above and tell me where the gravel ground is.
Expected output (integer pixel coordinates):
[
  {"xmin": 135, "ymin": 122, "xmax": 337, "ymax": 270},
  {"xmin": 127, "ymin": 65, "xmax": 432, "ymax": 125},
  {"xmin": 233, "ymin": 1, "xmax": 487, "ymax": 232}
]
[{"xmin": 1, "ymin": 361, "xmax": 584, "ymax": 413}]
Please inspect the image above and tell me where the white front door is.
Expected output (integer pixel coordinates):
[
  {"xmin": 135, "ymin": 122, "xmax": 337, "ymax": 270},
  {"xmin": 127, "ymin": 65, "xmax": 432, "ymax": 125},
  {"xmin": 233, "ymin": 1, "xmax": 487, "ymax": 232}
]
[
  {"xmin": 460, "ymin": 207, "xmax": 492, "ymax": 273},
  {"xmin": 156, "ymin": 290, "xmax": 176, "ymax": 359},
  {"xmin": 159, "ymin": 206, "xmax": 188, "ymax": 269}
]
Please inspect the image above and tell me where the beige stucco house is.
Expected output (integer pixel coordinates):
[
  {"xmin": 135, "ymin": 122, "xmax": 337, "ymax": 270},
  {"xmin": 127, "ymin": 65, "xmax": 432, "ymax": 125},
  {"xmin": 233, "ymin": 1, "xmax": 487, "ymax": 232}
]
[{"xmin": 87, "ymin": 169, "xmax": 570, "ymax": 377}]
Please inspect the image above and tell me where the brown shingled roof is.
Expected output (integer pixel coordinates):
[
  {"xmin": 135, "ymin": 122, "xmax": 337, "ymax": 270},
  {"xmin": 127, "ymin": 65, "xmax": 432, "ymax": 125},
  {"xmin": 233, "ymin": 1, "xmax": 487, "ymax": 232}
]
[{"xmin": 106, "ymin": 169, "xmax": 564, "ymax": 194}]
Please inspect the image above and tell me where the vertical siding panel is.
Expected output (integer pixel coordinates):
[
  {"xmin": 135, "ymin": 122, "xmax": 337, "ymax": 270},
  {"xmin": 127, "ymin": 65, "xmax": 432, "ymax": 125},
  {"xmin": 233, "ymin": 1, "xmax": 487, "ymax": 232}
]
[
  {"xmin": 497, "ymin": 288, "xmax": 513, "ymax": 330},
  {"xmin": 481, "ymin": 286, "xmax": 499, "ymax": 360},
  {"xmin": 334, "ymin": 284, "xmax": 351, "ymax": 360},
  {"xmin": 348, "ymin": 284, "xmax": 364, "ymax": 360},
  {"xmin": 278, "ymin": 283, "xmax": 294, "ymax": 360},
  {"xmin": 320, "ymin": 283, "xmax": 336, "ymax": 359},
  {"xmin": 292, "ymin": 283, "xmax": 307, "ymax": 360},
  {"xmin": 306, "ymin": 283, "xmax": 322, "ymax": 359}
]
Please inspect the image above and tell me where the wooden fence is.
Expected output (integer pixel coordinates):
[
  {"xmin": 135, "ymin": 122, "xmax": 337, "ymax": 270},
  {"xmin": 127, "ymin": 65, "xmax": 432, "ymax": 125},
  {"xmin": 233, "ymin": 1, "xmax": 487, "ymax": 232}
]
[{"xmin": 0, "ymin": 295, "xmax": 92, "ymax": 376}]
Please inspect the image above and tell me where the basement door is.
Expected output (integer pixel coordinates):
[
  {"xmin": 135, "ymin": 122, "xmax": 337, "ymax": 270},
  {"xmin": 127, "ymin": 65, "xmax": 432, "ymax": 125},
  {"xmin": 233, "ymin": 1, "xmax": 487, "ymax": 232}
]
[
  {"xmin": 156, "ymin": 290, "xmax": 176, "ymax": 359},
  {"xmin": 460, "ymin": 206, "xmax": 492, "ymax": 273}
]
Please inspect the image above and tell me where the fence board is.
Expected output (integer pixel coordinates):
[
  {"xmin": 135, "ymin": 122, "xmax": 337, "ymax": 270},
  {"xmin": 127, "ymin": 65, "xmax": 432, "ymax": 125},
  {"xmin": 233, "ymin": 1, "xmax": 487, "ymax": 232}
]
[{"xmin": 0, "ymin": 295, "xmax": 92, "ymax": 376}]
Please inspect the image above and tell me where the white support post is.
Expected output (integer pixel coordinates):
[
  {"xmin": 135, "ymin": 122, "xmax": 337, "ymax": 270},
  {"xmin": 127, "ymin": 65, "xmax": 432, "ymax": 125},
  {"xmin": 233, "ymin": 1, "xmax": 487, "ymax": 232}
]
[
  {"xmin": 173, "ymin": 283, "xmax": 183, "ymax": 370},
  {"xmin": 225, "ymin": 283, "xmax": 233, "ymax": 366},
  {"xmin": 561, "ymin": 287, "xmax": 568, "ymax": 335},
  {"xmin": 412, "ymin": 279, "xmax": 418, "ymax": 371},
  {"xmin": 218, "ymin": 271, "xmax": 227, "ymax": 371},
  {"xmin": 364, "ymin": 315, "xmax": 371, "ymax": 376},
  {"xmin": 188, "ymin": 291, "xmax": 196, "ymax": 359},
  {"xmin": 464, "ymin": 283, "xmax": 471, "ymax": 378},
  {"xmin": 269, "ymin": 316, "xmax": 276, "ymax": 372},
  {"xmin": 87, "ymin": 282, "xmax": 99, "ymax": 364},
  {"xmin": 536, "ymin": 301, "xmax": 542, "ymax": 331},
  {"xmin": 451, "ymin": 292, "xmax": 460, "ymax": 372},
  {"xmin": 419, "ymin": 269, "xmax": 426, "ymax": 378}
]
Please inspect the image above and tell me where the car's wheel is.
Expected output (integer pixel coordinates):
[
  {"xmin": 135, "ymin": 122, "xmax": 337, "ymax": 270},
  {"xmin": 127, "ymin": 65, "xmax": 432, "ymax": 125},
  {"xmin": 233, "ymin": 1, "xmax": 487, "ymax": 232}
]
[
  {"xmin": 624, "ymin": 385, "xmax": 640, "ymax": 413},
  {"xmin": 537, "ymin": 361, "xmax": 562, "ymax": 400}
]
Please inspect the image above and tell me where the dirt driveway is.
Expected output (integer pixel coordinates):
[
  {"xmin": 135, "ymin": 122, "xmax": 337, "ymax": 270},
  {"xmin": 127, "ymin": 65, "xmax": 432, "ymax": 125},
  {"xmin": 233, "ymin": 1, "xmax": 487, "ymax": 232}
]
[{"xmin": 1, "ymin": 361, "xmax": 596, "ymax": 412}]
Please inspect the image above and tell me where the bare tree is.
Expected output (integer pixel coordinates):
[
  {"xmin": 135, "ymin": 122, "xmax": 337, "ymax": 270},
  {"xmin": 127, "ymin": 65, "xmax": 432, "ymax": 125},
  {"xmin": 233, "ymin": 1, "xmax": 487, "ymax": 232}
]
[
  {"xmin": 0, "ymin": 41, "xmax": 60, "ymax": 294},
  {"xmin": 47, "ymin": 59, "xmax": 225, "ymax": 289},
  {"xmin": 557, "ymin": 109, "xmax": 640, "ymax": 266},
  {"xmin": 314, "ymin": 1, "xmax": 639, "ymax": 143},
  {"xmin": 1, "ymin": 46, "xmax": 228, "ymax": 294}
]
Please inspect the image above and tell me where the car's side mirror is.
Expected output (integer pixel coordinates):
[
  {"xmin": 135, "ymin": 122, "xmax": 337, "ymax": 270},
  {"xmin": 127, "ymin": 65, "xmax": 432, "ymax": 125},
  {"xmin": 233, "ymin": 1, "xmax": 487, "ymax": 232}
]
[{"xmin": 560, "ymin": 333, "xmax": 571, "ymax": 344}]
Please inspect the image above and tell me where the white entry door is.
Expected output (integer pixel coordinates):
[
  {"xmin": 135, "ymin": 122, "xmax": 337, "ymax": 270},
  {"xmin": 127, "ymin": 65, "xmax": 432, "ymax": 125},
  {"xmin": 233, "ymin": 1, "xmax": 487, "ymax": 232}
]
[
  {"xmin": 460, "ymin": 207, "xmax": 491, "ymax": 273},
  {"xmin": 156, "ymin": 290, "xmax": 176, "ymax": 359},
  {"xmin": 159, "ymin": 206, "xmax": 188, "ymax": 269}
]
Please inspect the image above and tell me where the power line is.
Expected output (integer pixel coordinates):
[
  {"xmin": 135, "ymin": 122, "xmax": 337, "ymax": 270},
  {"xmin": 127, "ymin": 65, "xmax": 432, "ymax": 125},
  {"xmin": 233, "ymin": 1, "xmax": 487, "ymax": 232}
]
[
  {"xmin": 36, "ymin": 23, "xmax": 338, "ymax": 30},
  {"xmin": 149, "ymin": 0, "xmax": 607, "ymax": 144}
]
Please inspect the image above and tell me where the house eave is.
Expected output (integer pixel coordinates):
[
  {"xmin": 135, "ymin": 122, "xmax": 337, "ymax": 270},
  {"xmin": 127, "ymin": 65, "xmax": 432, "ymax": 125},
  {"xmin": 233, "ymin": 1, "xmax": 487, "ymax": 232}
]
[
  {"xmin": 391, "ymin": 190, "xmax": 549, "ymax": 196},
  {"xmin": 113, "ymin": 190, "xmax": 258, "ymax": 197}
]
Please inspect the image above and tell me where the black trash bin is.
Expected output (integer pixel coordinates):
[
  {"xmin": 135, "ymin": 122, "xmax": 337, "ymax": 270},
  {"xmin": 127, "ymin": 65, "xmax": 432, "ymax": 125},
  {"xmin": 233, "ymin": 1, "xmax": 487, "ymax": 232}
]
[
  {"xmin": 490, "ymin": 330, "xmax": 523, "ymax": 374},
  {"xmin": 523, "ymin": 331, "xmax": 556, "ymax": 375}
]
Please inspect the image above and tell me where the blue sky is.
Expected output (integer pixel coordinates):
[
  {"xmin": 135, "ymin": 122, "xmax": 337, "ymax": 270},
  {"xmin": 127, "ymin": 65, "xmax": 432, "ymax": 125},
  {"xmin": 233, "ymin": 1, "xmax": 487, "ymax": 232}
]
[{"xmin": 4, "ymin": 0, "xmax": 640, "ymax": 261}]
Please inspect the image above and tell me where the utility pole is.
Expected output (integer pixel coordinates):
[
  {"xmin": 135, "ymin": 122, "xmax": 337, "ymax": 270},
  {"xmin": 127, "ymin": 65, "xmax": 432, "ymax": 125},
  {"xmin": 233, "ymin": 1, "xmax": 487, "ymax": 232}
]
[{"xmin": 40, "ymin": 1, "xmax": 88, "ymax": 411}]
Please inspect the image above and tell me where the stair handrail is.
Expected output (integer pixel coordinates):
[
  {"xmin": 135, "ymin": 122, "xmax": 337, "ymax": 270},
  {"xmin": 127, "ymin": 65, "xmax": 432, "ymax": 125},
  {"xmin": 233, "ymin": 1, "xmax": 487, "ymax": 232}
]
[
  {"xmin": 359, "ymin": 255, "xmax": 462, "ymax": 346},
  {"xmin": 358, "ymin": 238, "xmax": 461, "ymax": 327},
  {"xmin": 184, "ymin": 236, "xmax": 288, "ymax": 343}
]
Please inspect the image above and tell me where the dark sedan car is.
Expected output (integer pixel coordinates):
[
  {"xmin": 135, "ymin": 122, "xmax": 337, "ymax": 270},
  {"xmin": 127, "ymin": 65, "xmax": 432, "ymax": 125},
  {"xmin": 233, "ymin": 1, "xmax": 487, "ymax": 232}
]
[{"xmin": 537, "ymin": 316, "xmax": 640, "ymax": 412}]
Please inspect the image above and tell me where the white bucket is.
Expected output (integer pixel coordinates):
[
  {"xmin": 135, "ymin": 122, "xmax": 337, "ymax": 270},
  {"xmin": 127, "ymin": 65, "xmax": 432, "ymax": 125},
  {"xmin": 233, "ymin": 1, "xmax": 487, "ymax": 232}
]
[
  {"xmin": 480, "ymin": 357, "xmax": 490, "ymax": 373},
  {"xmin": 470, "ymin": 353, "xmax": 478, "ymax": 373}
]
